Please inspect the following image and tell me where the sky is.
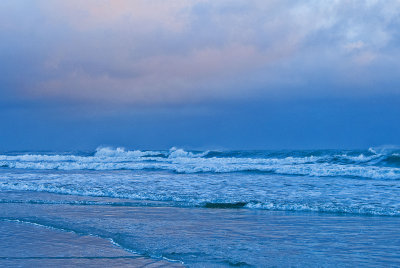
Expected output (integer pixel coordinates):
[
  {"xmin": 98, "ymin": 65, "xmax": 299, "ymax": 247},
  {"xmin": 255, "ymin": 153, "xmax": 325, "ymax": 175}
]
[{"xmin": 0, "ymin": 0, "xmax": 400, "ymax": 151}]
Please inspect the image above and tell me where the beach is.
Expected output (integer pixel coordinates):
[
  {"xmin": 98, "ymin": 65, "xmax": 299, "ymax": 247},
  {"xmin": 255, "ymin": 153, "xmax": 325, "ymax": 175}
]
[
  {"xmin": 0, "ymin": 218, "xmax": 182, "ymax": 267},
  {"xmin": 2, "ymin": 1, "xmax": 400, "ymax": 266},
  {"xmin": 1, "ymin": 190, "xmax": 400, "ymax": 267},
  {"xmin": 0, "ymin": 148, "xmax": 400, "ymax": 266}
]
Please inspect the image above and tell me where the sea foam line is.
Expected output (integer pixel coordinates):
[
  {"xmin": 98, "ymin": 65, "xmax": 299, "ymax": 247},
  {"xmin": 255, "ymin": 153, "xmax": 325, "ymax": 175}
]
[{"xmin": 0, "ymin": 218, "xmax": 184, "ymax": 265}]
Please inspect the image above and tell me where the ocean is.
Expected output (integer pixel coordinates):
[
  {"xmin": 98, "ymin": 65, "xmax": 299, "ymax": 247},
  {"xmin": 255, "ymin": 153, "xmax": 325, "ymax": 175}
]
[{"xmin": 0, "ymin": 147, "xmax": 399, "ymax": 267}]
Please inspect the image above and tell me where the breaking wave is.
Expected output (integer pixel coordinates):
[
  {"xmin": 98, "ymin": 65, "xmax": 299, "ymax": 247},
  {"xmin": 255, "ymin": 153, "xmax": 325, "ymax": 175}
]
[{"xmin": 0, "ymin": 147, "xmax": 399, "ymax": 179}]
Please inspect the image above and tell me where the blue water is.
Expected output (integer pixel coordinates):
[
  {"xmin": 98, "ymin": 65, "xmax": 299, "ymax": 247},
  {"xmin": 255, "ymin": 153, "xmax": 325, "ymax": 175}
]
[{"xmin": 1, "ymin": 147, "xmax": 400, "ymax": 266}]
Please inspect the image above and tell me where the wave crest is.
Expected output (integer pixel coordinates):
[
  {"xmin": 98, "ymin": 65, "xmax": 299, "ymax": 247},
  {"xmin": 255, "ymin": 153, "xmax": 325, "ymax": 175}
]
[{"xmin": 0, "ymin": 147, "xmax": 399, "ymax": 179}]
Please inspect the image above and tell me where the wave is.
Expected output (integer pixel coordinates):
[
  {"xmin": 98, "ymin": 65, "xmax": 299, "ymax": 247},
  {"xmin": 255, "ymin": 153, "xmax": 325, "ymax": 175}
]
[
  {"xmin": 1, "ymin": 165, "xmax": 399, "ymax": 217},
  {"xmin": 244, "ymin": 202, "xmax": 400, "ymax": 216},
  {"xmin": 202, "ymin": 201, "xmax": 400, "ymax": 216},
  {"xmin": 1, "ymin": 190, "xmax": 398, "ymax": 216},
  {"xmin": 0, "ymin": 219, "xmax": 183, "ymax": 265},
  {"xmin": 0, "ymin": 199, "xmax": 169, "ymax": 208},
  {"xmin": 0, "ymin": 147, "xmax": 399, "ymax": 179},
  {"xmin": 1, "ymin": 159, "xmax": 399, "ymax": 179}
]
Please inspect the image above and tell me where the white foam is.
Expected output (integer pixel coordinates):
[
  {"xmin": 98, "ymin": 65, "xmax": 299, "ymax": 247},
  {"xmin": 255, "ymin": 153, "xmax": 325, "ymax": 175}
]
[
  {"xmin": 245, "ymin": 202, "xmax": 400, "ymax": 216},
  {"xmin": 94, "ymin": 147, "xmax": 163, "ymax": 158},
  {"xmin": 336, "ymin": 153, "xmax": 379, "ymax": 163},
  {"xmin": 168, "ymin": 147, "xmax": 209, "ymax": 158},
  {"xmin": 0, "ymin": 148, "xmax": 399, "ymax": 179}
]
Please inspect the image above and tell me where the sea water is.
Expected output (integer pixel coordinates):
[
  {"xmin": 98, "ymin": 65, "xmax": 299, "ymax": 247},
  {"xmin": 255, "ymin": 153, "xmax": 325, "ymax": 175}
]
[{"xmin": 0, "ymin": 147, "xmax": 399, "ymax": 266}]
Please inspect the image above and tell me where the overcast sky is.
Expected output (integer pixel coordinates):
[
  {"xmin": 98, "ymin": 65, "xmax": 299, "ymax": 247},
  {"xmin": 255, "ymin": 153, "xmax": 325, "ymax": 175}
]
[{"xmin": 1, "ymin": 0, "xmax": 399, "ymax": 151}]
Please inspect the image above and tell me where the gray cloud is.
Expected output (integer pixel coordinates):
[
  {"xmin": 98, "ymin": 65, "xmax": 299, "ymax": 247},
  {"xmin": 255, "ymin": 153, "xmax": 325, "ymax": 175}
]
[{"xmin": 1, "ymin": 0, "xmax": 400, "ymax": 106}]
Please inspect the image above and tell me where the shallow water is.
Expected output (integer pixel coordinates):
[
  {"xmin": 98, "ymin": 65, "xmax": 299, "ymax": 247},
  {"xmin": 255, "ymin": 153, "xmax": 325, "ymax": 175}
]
[
  {"xmin": 1, "ymin": 191, "xmax": 399, "ymax": 267},
  {"xmin": 0, "ymin": 148, "xmax": 400, "ymax": 266},
  {"xmin": 0, "ymin": 219, "xmax": 182, "ymax": 267}
]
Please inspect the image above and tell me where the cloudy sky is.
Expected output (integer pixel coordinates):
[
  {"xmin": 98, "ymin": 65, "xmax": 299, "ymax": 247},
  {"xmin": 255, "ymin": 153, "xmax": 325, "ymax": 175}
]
[{"xmin": 1, "ymin": 0, "xmax": 399, "ymax": 150}]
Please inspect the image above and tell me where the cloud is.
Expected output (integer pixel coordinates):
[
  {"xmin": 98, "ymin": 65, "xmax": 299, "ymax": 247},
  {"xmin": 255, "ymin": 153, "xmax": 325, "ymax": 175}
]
[
  {"xmin": 1, "ymin": 0, "xmax": 400, "ymax": 105},
  {"xmin": 344, "ymin": 41, "xmax": 365, "ymax": 52},
  {"xmin": 38, "ymin": 0, "xmax": 191, "ymax": 33}
]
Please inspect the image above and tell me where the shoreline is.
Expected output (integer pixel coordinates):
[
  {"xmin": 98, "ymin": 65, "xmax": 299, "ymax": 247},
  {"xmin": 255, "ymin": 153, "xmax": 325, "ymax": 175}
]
[
  {"xmin": 1, "ymin": 190, "xmax": 400, "ymax": 266},
  {"xmin": 0, "ymin": 219, "xmax": 183, "ymax": 267}
]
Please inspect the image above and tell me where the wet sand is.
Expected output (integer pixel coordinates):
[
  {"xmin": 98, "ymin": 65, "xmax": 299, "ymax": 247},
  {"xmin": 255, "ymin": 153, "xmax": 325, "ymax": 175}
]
[
  {"xmin": 1, "ymin": 191, "xmax": 400, "ymax": 266},
  {"xmin": 0, "ymin": 220, "xmax": 183, "ymax": 267}
]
